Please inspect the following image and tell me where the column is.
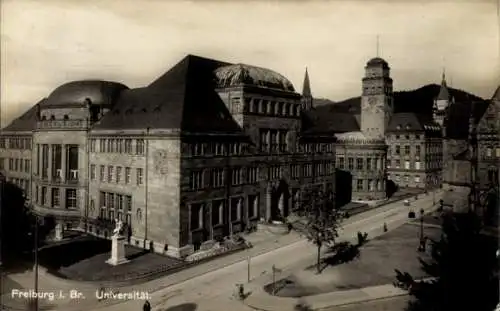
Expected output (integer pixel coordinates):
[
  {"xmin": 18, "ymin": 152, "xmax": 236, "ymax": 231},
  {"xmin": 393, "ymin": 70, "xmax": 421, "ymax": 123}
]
[
  {"xmin": 48, "ymin": 145, "xmax": 53, "ymax": 181},
  {"xmin": 61, "ymin": 145, "xmax": 67, "ymax": 182},
  {"xmin": 38, "ymin": 145, "xmax": 43, "ymax": 177},
  {"xmin": 266, "ymin": 184, "xmax": 272, "ymax": 222},
  {"xmin": 54, "ymin": 222, "xmax": 63, "ymax": 240},
  {"xmin": 207, "ymin": 201, "xmax": 213, "ymax": 240}
]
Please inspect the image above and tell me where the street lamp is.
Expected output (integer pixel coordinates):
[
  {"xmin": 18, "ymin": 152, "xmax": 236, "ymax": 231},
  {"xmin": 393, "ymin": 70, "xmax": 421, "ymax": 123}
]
[{"xmin": 418, "ymin": 208, "xmax": 425, "ymax": 252}]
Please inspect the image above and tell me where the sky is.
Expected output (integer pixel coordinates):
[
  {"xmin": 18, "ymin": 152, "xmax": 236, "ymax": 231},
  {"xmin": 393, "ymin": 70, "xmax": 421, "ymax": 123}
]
[{"xmin": 1, "ymin": 0, "xmax": 499, "ymax": 126}]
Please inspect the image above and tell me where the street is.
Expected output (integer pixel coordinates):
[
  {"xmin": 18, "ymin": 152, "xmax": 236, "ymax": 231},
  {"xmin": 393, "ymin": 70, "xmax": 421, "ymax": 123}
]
[{"xmin": 91, "ymin": 191, "xmax": 441, "ymax": 311}]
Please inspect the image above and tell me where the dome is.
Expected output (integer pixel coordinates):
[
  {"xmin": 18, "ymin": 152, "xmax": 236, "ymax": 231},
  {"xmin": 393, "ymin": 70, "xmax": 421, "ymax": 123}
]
[
  {"xmin": 366, "ymin": 57, "xmax": 389, "ymax": 68},
  {"xmin": 214, "ymin": 64, "xmax": 295, "ymax": 92},
  {"xmin": 42, "ymin": 80, "xmax": 129, "ymax": 108}
]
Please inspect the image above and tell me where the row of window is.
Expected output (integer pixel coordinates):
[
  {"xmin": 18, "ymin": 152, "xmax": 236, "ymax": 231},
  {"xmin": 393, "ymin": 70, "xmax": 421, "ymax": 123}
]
[
  {"xmin": 35, "ymin": 186, "xmax": 78, "ymax": 209},
  {"xmin": 388, "ymin": 159, "xmax": 442, "ymax": 170},
  {"xmin": 190, "ymin": 194, "xmax": 259, "ymax": 230},
  {"xmin": 484, "ymin": 147, "xmax": 500, "ymax": 158},
  {"xmin": 392, "ymin": 174, "xmax": 423, "ymax": 184},
  {"xmin": 0, "ymin": 158, "xmax": 30, "ymax": 173},
  {"xmin": 243, "ymin": 98, "xmax": 301, "ymax": 117},
  {"xmin": 392, "ymin": 134, "xmax": 422, "ymax": 140},
  {"xmin": 188, "ymin": 142, "xmax": 246, "ymax": 157},
  {"xmin": 90, "ymin": 165, "xmax": 143, "ymax": 185},
  {"xmin": 0, "ymin": 137, "xmax": 32, "ymax": 150},
  {"xmin": 354, "ymin": 179, "xmax": 385, "ymax": 192},
  {"xmin": 337, "ymin": 157, "xmax": 385, "ymax": 171},
  {"xmin": 90, "ymin": 138, "xmax": 145, "ymax": 155},
  {"xmin": 259, "ymin": 129, "xmax": 290, "ymax": 153},
  {"xmin": 98, "ymin": 191, "xmax": 133, "ymax": 224}
]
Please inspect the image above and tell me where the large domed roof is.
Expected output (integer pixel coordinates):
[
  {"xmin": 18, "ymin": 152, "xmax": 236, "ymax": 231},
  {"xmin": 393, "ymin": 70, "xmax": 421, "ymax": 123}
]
[
  {"xmin": 42, "ymin": 80, "xmax": 129, "ymax": 108},
  {"xmin": 214, "ymin": 64, "xmax": 295, "ymax": 92}
]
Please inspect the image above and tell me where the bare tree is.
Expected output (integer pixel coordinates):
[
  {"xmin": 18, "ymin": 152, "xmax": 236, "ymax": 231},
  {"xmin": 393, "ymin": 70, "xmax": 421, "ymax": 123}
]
[{"xmin": 294, "ymin": 186, "xmax": 342, "ymax": 273}]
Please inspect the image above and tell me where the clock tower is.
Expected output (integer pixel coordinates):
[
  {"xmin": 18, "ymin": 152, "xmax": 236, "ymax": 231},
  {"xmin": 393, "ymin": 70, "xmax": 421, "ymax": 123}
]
[{"xmin": 360, "ymin": 57, "xmax": 394, "ymax": 139}]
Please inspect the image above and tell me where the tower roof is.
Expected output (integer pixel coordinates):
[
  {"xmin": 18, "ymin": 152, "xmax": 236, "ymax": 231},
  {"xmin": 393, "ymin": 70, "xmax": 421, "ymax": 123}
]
[
  {"xmin": 302, "ymin": 68, "xmax": 311, "ymax": 97},
  {"xmin": 492, "ymin": 85, "xmax": 500, "ymax": 101},
  {"xmin": 436, "ymin": 71, "xmax": 450, "ymax": 100}
]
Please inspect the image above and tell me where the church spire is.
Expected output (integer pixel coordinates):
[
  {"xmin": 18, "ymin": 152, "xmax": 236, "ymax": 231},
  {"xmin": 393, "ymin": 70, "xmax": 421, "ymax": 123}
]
[
  {"xmin": 302, "ymin": 67, "xmax": 312, "ymax": 97},
  {"xmin": 301, "ymin": 67, "xmax": 313, "ymax": 111},
  {"xmin": 437, "ymin": 68, "xmax": 450, "ymax": 100}
]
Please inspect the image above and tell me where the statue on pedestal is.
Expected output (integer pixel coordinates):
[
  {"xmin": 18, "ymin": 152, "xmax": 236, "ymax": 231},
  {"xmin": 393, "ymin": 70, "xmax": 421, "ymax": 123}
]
[{"xmin": 112, "ymin": 219, "xmax": 124, "ymax": 237}]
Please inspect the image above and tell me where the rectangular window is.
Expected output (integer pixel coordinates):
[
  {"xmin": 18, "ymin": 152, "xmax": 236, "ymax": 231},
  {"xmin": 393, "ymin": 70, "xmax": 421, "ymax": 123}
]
[
  {"xmin": 125, "ymin": 195, "xmax": 132, "ymax": 212},
  {"xmin": 90, "ymin": 139, "xmax": 96, "ymax": 152},
  {"xmin": 348, "ymin": 157, "xmax": 354, "ymax": 170},
  {"xmin": 404, "ymin": 145, "xmax": 410, "ymax": 155},
  {"xmin": 404, "ymin": 161, "xmax": 410, "ymax": 170},
  {"xmin": 136, "ymin": 168, "xmax": 143, "ymax": 185},
  {"xmin": 496, "ymin": 148, "xmax": 500, "ymax": 158},
  {"xmin": 415, "ymin": 161, "xmax": 421, "ymax": 170},
  {"xmin": 190, "ymin": 170, "xmax": 204, "ymax": 190},
  {"xmin": 90, "ymin": 164, "xmax": 96, "ymax": 180},
  {"xmin": 41, "ymin": 187, "xmax": 47, "ymax": 205},
  {"xmin": 230, "ymin": 198, "xmax": 242, "ymax": 222},
  {"xmin": 395, "ymin": 146, "xmax": 400, "ymax": 155},
  {"xmin": 100, "ymin": 191, "xmax": 106, "ymax": 208},
  {"xmin": 231, "ymin": 167, "xmax": 244, "ymax": 186},
  {"xmin": 290, "ymin": 164, "xmax": 300, "ymax": 179},
  {"xmin": 356, "ymin": 158, "xmax": 363, "ymax": 170},
  {"xmin": 0, "ymin": 158, "xmax": 3, "ymax": 170},
  {"xmin": 117, "ymin": 194, "xmax": 123, "ymax": 211},
  {"xmin": 100, "ymin": 165, "xmax": 105, "ymax": 181},
  {"xmin": 107, "ymin": 166, "xmax": 113, "ymax": 183},
  {"xmin": 108, "ymin": 193, "xmax": 115, "ymax": 210},
  {"xmin": 51, "ymin": 188, "xmax": 60, "ymax": 207},
  {"xmin": 124, "ymin": 139, "xmax": 132, "ymax": 153},
  {"xmin": 99, "ymin": 139, "xmax": 105, "ymax": 153},
  {"xmin": 212, "ymin": 200, "xmax": 224, "ymax": 226},
  {"xmin": 415, "ymin": 145, "xmax": 421, "ymax": 156},
  {"xmin": 211, "ymin": 168, "xmax": 225, "ymax": 187},
  {"xmin": 278, "ymin": 130, "xmax": 288, "ymax": 152},
  {"xmin": 247, "ymin": 167, "xmax": 259, "ymax": 183},
  {"xmin": 125, "ymin": 167, "xmax": 131, "ymax": 184},
  {"xmin": 25, "ymin": 159, "xmax": 30, "ymax": 173},
  {"xmin": 259, "ymin": 129, "xmax": 269, "ymax": 152},
  {"xmin": 414, "ymin": 176, "xmax": 421, "ymax": 183},
  {"xmin": 248, "ymin": 195, "xmax": 258, "ymax": 219},
  {"xmin": 190, "ymin": 203, "xmax": 203, "ymax": 230},
  {"xmin": 66, "ymin": 189, "xmax": 77, "ymax": 209},
  {"xmin": 136, "ymin": 139, "xmax": 145, "ymax": 155},
  {"xmin": 117, "ymin": 139, "xmax": 123, "ymax": 153},
  {"xmin": 116, "ymin": 166, "xmax": 122, "ymax": 183},
  {"xmin": 395, "ymin": 160, "xmax": 401, "ymax": 168},
  {"xmin": 357, "ymin": 179, "xmax": 363, "ymax": 191},
  {"xmin": 366, "ymin": 158, "xmax": 372, "ymax": 170},
  {"xmin": 269, "ymin": 130, "xmax": 277, "ymax": 152},
  {"xmin": 15, "ymin": 158, "xmax": 19, "ymax": 171},
  {"xmin": 338, "ymin": 157, "xmax": 345, "ymax": 169}
]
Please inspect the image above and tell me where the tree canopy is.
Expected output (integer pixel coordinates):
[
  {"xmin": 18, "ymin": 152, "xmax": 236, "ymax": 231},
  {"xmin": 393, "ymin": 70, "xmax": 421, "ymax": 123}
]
[
  {"xmin": 292, "ymin": 186, "xmax": 342, "ymax": 273},
  {"xmin": 1, "ymin": 179, "xmax": 51, "ymax": 265},
  {"xmin": 395, "ymin": 211, "xmax": 498, "ymax": 311}
]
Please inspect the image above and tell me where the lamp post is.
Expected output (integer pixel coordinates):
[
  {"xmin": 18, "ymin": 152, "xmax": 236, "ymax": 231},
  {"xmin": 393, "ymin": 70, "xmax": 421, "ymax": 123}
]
[
  {"xmin": 418, "ymin": 208, "xmax": 425, "ymax": 252},
  {"xmin": 33, "ymin": 216, "xmax": 39, "ymax": 311}
]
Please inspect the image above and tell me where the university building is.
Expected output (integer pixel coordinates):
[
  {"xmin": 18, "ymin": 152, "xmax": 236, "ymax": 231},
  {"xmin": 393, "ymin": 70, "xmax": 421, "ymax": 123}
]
[{"xmin": 0, "ymin": 55, "xmax": 340, "ymax": 258}]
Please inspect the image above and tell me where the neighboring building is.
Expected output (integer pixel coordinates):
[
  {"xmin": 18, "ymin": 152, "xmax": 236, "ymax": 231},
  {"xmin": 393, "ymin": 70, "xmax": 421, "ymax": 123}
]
[
  {"xmin": 0, "ymin": 55, "xmax": 337, "ymax": 258},
  {"xmin": 386, "ymin": 114, "xmax": 442, "ymax": 189},
  {"xmin": 441, "ymin": 85, "xmax": 500, "ymax": 214}
]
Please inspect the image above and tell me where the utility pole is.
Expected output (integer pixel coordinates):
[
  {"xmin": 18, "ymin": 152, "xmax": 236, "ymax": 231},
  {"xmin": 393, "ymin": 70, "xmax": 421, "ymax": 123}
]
[
  {"xmin": 247, "ymin": 256, "xmax": 251, "ymax": 282},
  {"xmin": 33, "ymin": 217, "xmax": 39, "ymax": 311}
]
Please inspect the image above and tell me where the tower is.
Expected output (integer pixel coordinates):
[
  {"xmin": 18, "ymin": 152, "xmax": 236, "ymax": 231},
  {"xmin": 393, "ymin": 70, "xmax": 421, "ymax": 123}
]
[
  {"xmin": 433, "ymin": 69, "xmax": 451, "ymax": 126},
  {"xmin": 301, "ymin": 68, "xmax": 313, "ymax": 111},
  {"xmin": 360, "ymin": 57, "xmax": 393, "ymax": 139}
]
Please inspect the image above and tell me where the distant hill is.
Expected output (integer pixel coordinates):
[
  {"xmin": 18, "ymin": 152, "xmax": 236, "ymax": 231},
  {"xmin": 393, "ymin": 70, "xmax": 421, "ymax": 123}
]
[
  {"xmin": 323, "ymin": 84, "xmax": 485, "ymax": 116},
  {"xmin": 313, "ymin": 98, "xmax": 336, "ymax": 106}
]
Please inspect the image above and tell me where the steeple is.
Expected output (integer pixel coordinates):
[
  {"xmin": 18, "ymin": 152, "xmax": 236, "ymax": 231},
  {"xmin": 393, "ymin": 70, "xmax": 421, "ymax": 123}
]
[
  {"xmin": 437, "ymin": 68, "xmax": 450, "ymax": 100},
  {"xmin": 301, "ymin": 67, "xmax": 313, "ymax": 111},
  {"xmin": 302, "ymin": 68, "xmax": 312, "ymax": 97}
]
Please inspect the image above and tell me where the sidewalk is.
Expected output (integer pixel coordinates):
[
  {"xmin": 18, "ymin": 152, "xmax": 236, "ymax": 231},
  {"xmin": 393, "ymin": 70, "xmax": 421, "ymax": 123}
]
[{"xmin": 243, "ymin": 283, "xmax": 408, "ymax": 311}]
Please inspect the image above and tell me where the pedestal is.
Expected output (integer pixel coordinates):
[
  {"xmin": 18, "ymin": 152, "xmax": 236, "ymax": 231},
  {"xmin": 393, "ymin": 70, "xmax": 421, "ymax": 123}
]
[{"xmin": 106, "ymin": 236, "xmax": 129, "ymax": 266}]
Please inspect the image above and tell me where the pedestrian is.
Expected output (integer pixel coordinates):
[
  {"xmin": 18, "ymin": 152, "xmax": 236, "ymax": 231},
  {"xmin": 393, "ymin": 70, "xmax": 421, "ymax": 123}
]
[{"xmin": 143, "ymin": 300, "xmax": 151, "ymax": 311}]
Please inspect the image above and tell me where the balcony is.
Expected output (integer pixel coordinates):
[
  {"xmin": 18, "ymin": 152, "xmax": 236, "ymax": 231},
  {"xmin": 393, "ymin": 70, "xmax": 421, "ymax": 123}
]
[{"xmin": 37, "ymin": 119, "xmax": 89, "ymax": 130}]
